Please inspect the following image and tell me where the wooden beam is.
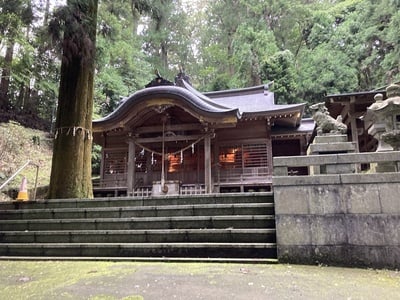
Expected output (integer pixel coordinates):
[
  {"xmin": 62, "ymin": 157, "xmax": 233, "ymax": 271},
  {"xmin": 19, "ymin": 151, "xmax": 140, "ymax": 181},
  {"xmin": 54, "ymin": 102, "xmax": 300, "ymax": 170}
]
[
  {"xmin": 136, "ymin": 134, "xmax": 204, "ymax": 144},
  {"xmin": 340, "ymin": 103, "xmax": 350, "ymax": 124},
  {"xmin": 135, "ymin": 123, "xmax": 204, "ymax": 134}
]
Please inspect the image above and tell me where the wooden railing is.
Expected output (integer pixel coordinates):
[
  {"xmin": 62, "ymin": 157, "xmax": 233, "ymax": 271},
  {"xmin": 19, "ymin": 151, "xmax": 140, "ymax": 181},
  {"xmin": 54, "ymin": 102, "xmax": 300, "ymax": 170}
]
[
  {"xmin": 181, "ymin": 184, "xmax": 206, "ymax": 195},
  {"xmin": 93, "ymin": 173, "xmax": 127, "ymax": 188},
  {"xmin": 93, "ymin": 181, "xmax": 208, "ymax": 197},
  {"xmin": 132, "ymin": 187, "xmax": 152, "ymax": 197},
  {"xmin": 218, "ymin": 167, "xmax": 271, "ymax": 183}
]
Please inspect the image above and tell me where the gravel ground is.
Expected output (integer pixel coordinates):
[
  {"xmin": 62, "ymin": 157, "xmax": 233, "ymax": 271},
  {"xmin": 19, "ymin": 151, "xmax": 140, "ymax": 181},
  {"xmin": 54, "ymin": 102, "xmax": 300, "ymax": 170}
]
[{"xmin": 0, "ymin": 260, "xmax": 399, "ymax": 300}]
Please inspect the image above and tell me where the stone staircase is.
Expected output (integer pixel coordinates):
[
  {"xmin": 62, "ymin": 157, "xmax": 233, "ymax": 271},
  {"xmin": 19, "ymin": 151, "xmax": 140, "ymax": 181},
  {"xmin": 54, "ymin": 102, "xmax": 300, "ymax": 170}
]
[{"xmin": 0, "ymin": 193, "xmax": 276, "ymax": 260}]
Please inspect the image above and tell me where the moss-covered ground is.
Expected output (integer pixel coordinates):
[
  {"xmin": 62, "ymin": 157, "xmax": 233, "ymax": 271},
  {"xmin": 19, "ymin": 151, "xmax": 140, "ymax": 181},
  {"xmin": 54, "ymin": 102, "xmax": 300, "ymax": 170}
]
[{"xmin": 0, "ymin": 260, "xmax": 399, "ymax": 299}]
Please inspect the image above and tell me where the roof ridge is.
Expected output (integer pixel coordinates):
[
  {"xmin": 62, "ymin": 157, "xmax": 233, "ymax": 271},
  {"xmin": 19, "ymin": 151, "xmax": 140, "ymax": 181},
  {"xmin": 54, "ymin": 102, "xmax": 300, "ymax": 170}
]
[{"xmin": 204, "ymin": 84, "xmax": 269, "ymax": 98}]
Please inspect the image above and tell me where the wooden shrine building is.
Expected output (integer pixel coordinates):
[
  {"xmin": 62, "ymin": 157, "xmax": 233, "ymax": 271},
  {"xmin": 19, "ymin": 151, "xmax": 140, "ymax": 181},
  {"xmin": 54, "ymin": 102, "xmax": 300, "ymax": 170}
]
[{"xmin": 92, "ymin": 75, "xmax": 314, "ymax": 197}]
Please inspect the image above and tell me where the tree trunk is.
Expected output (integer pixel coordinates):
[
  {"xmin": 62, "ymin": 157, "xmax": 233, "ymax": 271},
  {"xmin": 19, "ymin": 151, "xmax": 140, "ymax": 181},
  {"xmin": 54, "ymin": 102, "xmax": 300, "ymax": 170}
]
[
  {"xmin": 21, "ymin": 84, "xmax": 37, "ymax": 114},
  {"xmin": 250, "ymin": 55, "xmax": 262, "ymax": 86},
  {"xmin": 161, "ymin": 42, "xmax": 168, "ymax": 71},
  {"xmin": 43, "ymin": 0, "xmax": 51, "ymax": 26},
  {"xmin": 48, "ymin": 0, "xmax": 98, "ymax": 199},
  {"xmin": 16, "ymin": 83, "xmax": 26, "ymax": 111},
  {"xmin": 0, "ymin": 42, "xmax": 14, "ymax": 109}
]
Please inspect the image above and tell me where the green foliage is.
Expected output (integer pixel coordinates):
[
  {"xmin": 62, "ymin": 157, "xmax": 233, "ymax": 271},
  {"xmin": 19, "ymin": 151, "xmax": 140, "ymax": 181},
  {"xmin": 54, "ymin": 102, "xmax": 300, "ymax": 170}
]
[
  {"xmin": 304, "ymin": 10, "xmax": 336, "ymax": 49},
  {"xmin": 0, "ymin": 0, "xmax": 33, "ymax": 38},
  {"xmin": 0, "ymin": 0, "xmax": 60, "ymax": 124},
  {"xmin": 382, "ymin": 10, "xmax": 400, "ymax": 82},
  {"xmin": 297, "ymin": 45, "xmax": 358, "ymax": 103},
  {"xmin": 1, "ymin": 0, "xmax": 400, "ymax": 130},
  {"xmin": 321, "ymin": 0, "xmax": 400, "ymax": 89},
  {"xmin": 195, "ymin": 0, "xmax": 247, "ymax": 90},
  {"xmin": 232, "ymin": 23, "xmax": 278, "ymax": 87},
  {"xmin": 261, "ymin": 50, "xmax": 299, "ymax": 104},
  {"xmin": 91, "ymin": 144, "xmax": 102, "ymax": 175},
  {"xmin": 94, "ymin": 0, "xmax": 152, "ymax": 117},
  {"xmin": 198, "ymin": 43, "xmax": 236, "ymax": 91},
  {"xmin": 139, "ymin": 0, "xmax": 196, "ymax": 80},
  {"xmin": 292, "ymin": 0, "xmax": 399, "ymax": 103}
]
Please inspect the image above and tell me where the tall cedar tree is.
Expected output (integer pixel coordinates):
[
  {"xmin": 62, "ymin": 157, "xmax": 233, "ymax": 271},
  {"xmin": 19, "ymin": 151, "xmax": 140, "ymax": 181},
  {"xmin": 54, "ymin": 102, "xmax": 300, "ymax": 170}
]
[{"xmin": 48, "ymin": 0, "xmax": 98, "ymax": 199}]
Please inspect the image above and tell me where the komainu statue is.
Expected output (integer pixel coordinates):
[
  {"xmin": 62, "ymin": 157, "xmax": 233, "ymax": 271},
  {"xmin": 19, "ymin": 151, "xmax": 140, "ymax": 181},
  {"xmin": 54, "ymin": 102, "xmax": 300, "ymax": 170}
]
[{"xmin": 310, "ymin": 102, "xmax": 347, "ymax": 135}]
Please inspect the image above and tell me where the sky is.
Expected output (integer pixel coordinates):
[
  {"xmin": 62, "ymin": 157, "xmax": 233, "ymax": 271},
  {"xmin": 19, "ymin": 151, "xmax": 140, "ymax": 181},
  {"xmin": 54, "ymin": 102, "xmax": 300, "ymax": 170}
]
[{"xmin": 51, "ymin": 0, "xmax": 65, "ymax": 5}]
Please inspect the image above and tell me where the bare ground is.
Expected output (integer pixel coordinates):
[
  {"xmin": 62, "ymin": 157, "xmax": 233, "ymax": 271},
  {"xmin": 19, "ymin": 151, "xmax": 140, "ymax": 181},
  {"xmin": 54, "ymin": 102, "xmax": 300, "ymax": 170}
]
[{"xmin": 0, "ymin": 260, "xmax": 399, "ymax": 299}]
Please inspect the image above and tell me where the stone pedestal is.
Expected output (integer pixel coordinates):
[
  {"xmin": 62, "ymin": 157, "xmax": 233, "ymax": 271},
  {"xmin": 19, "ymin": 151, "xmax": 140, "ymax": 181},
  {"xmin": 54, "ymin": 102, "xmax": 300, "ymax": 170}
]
[
  {"xmin": 365, "ymin": 127, "xmax": 395, "ymax": 173},
  {"xmin": 367, "ymin": 123, "xmax": 397, "ymax": 172},
  {"xmin": 308, "ymin": 135, "xmax": 357, "ymax": 174},
  {"xmin": 366, "ymin": 87, "xmax": 400, "ymax": 172},
  {"xmin": 368, "ymin": 123, "xmax": 394, "ymax": 152},
  {"xmin": 152, "ymin": 180, "xmax": 180, "ymax": 196}
]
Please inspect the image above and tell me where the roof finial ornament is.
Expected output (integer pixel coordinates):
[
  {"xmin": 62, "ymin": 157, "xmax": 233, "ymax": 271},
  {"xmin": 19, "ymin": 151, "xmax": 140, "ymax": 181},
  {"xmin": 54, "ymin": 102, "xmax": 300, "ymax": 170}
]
[
  {"xmin": 175, "ymin": 65, "xmax": 192, "ymax": 87},
  {"xmin": 145, "ymin": 69, "xmax": 174, "ymax": 88}
]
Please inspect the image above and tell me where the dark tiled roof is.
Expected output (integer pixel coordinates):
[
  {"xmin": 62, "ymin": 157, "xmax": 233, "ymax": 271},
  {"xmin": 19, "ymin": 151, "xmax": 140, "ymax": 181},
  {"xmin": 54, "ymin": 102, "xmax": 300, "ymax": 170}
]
[
  {"xmin": 205, "ymin": 85, "xmax": 275, "ymax": 112},
  {"xmin": 204, "ymin": 84, "xmax": 305, "ymax": 117},
  {"xmin": 93, "ymin": 79, "xmax": 307, "ymax": 131},
  {"xmin": 272, "ymin": 118, "xmax": 315, "ymax": 134}
]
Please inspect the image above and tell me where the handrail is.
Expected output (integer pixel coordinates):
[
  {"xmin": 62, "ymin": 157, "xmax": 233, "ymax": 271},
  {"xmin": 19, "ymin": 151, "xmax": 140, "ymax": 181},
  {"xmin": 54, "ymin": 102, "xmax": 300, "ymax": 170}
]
[{"xmin": 0, "ymin": 160, "xmax": 40, "ymax": 201}]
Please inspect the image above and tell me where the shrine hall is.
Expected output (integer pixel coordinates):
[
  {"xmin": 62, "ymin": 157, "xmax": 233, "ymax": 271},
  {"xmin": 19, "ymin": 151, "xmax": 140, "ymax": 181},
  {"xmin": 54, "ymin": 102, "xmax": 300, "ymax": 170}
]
[{"xmin": 92, "ymin": 75, "xmax": 314, "ymax": 197}]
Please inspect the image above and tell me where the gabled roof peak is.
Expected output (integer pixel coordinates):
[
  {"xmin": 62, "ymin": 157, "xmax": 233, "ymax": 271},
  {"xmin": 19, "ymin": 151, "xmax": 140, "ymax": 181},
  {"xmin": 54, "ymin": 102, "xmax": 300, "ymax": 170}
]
[{"xmin": 144, "ymin": 70, "xmax": 193, "ymax": 88}]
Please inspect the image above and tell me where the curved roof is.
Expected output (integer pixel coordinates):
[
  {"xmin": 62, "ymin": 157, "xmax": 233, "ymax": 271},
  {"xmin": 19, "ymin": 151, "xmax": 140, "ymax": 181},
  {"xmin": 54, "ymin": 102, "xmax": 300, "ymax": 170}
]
[
  {"xmin": 93, "ymin": 84, "xmax": 241, "ymax": 132},
  {"xmin": 93, "ymin": 78, "xmax": 307, "ymax": 132}
]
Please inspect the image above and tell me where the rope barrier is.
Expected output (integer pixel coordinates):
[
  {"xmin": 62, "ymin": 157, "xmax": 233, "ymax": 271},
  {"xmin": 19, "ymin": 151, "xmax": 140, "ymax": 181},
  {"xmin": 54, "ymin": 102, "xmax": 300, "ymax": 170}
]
[
  {"xmin": 133, "ymin": 133, "xmax": 208, "ymax": 157},
  {"xmin": 54, "ymin": 126, "xmax": 93, "ymax": 140}
]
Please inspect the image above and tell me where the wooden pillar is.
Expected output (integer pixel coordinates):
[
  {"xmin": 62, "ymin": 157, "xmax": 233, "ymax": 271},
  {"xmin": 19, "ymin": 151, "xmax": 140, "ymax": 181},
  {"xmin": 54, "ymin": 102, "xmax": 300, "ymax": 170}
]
[
  {"xmin": 350, "ymin": 116, "xmax": 359, "ymax": 152},
  {"xmin": 266, "ymin": 119, "xmax": 273, "ymax": 177},
  {"xmin": 99, "ymin": 133, "xmax": 106, "ymax": 184},
  {"xmin": 127, "ymin": 137, "xmax": 136, "ymax": 195},
  {"xmin": 299, "ymin": 136, "xmax": 306, "ymax": 155},
  {"xmin": 204, "ymin": 133, "xmax": 212, "ymax": 193},
  {"xmin": 146, "ymin": 151, "xmax": 153, "ymax": 184},
  {"xmin": 350, "ymin": 97, "xmax": 360, "ymax": 153},
  {"xmin": 213, "ymin": 138, "xmax": 220, "ymax": 192}
]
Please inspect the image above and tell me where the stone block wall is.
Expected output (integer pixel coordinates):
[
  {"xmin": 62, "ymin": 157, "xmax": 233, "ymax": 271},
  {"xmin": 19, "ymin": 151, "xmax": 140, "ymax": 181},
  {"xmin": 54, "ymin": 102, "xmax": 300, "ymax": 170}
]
[{"xmin": 273, "ymin": 173, "xmax": 400, "ymax": 269}]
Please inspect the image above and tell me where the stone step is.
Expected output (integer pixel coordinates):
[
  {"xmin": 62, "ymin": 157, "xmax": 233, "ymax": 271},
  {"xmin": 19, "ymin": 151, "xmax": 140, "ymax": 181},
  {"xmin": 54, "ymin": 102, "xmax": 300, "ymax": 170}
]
[
  {"xmin": 0, "ymin": 228, "xmax": 276, "ymax": 243},
  {"xmin": 0, "ymin": 193, "xmax": 273, "ymax": 210},
  {"xmin": 0, "ymin": 242, "xmax": 277, "ymax": 258},
  {"xmin": 0, "ymin": 193, "xmax": 277, "ymax": 259},
  {"xmin": 0, "ymin": 203, "xmax": 274, "ymax": 220},
  {"xmin": 0, "ymin": 215, "xmax": 276, "ymax": 231}
]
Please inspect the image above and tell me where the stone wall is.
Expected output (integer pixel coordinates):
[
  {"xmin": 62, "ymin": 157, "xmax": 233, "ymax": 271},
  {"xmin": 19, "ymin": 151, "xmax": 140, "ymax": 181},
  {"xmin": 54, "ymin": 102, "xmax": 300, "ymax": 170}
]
[{"xmin": 273, "ymin": 153, "xmax": 400, "ymax": 269}]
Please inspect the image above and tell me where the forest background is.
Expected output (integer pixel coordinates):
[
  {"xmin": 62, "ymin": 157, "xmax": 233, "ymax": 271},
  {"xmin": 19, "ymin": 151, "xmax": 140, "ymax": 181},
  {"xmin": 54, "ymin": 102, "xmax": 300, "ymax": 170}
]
[{"xmin": 0, "ymin": 0, "xmax": 399, "ymax": 127}]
